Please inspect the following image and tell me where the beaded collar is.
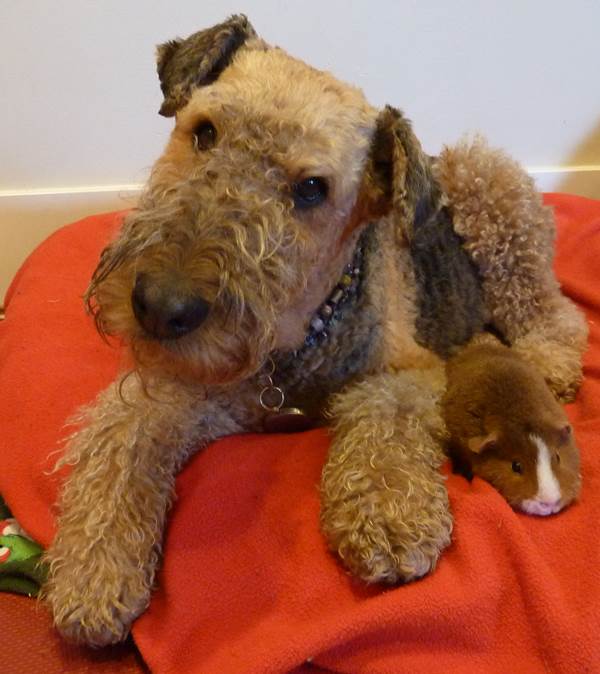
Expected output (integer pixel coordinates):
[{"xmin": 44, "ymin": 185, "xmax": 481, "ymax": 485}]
[
  {"xmin": 258, "ymin": 230, "xmax": 368, "ymax": 432},
  {"xmin": 294, "ymin": 241, "xmax": 364, "ymax": 356}
]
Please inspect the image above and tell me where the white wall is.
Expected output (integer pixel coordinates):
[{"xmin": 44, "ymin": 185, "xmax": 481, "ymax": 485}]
[{"xmin": 2, "ymin": 0, "xmax": 599, "ymax": 300}]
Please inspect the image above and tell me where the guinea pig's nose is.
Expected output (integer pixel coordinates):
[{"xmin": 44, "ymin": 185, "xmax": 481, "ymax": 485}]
[
  {"xmin": 539, "ymin": 496, "xmax": 561, "ymax": 508},
  {"xmin": 532, "ymin": 497, "xmax": 562, "ymax": 516},
  {"xmin": 132, "ymin": 273, "xmax": 210, "ymax": 339},
  {"xmin": 520, "ymin": 496, "xmax": 562, "ymax": 516}
]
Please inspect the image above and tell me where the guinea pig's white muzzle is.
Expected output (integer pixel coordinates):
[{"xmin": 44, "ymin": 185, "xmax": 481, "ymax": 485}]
[
  {"xmin": 520, "ymin": 497, "xmax": 563, "ymax": 517},
  {"xmin": 520, "ymin": 435, "xmax": 563, "ymax": 516}
]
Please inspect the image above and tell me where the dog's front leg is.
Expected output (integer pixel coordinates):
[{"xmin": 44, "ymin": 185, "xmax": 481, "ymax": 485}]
[
  {"xmin": 320, "ymin": 368, "xmax": 452, "ymax": 583},
  {"xmin": 43, "ymin": 374, "xmax": 241, "ymax": 646}
]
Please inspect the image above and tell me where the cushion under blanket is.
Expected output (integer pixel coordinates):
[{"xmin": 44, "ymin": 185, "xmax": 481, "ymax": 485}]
[{"xmin": 1, "ymin": 194, "xmax": 600, "ymax": 674}]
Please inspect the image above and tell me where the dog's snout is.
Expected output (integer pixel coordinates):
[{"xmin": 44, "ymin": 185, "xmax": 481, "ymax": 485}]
[{"xmin": 132, "ymin": 273, "xmax": 210, "ymax": 340}]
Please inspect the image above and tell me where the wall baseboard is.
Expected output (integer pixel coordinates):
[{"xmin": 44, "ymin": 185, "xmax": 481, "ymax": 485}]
[
  {"xmin": 1, "ymin": 167, "xmax": 598, "ymax": 303},
  {"xmin": 529, "ymin": 165, "xmax": 600, "ymax": 197}
]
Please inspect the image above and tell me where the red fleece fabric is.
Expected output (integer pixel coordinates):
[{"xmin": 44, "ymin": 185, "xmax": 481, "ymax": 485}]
[{"xmin": 1, "ymin": 194, "xmax": 600, "ymax": 674}]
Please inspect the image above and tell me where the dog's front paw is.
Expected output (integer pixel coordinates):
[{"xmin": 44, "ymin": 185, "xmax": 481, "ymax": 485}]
[
  {"xmin": 321, "ymin": 474, "xmax": 453, "ymax": 584},
  {"xmin": 44, "ymin": 546, "xmax": 153, "ymax": 646},
  {"xmin": 51, "ymin": 602, "xmax": 140, "ymax": 647}
]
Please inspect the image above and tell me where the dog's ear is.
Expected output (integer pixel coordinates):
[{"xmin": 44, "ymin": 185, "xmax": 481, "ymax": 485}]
[
  {"xmin": 357, "ymin": 105, "xmax": 440, "ymax": 237},
  {"xmin": 156, "ymin": 14, "xmax": 257, "ymax": 117}
]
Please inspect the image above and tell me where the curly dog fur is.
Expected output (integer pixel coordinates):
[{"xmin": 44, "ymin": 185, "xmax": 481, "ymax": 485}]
[{"xmin": 43, "ymin": 15, "xmax": 588, "ymax": 646}]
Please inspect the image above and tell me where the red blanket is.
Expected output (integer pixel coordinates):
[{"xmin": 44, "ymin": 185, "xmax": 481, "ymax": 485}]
[{"xmin": 1, "ymin": 194, "xmax": 599, "ymax": 674}]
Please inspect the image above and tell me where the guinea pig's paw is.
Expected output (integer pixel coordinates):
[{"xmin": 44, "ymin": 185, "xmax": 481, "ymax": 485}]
[{"xmin": 554, "ymin": 383, "xmax": 578, "ymax": 404}]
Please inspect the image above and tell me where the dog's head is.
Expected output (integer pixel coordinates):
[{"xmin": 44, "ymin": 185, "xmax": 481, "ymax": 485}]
[{"xmin": 87, "ymin": 15, "xmax": 438, "ymax": 385}]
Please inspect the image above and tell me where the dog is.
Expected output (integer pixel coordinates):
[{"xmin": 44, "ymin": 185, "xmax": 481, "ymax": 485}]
[{"xmin": 43, "ymin": 15, "xmax": 587, "ymax": 646}]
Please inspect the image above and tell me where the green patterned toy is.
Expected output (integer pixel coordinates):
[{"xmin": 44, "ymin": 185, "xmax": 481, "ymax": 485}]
[{"xmin": 0, "ymin": 495, "xmax": 47, "ymax": 596}]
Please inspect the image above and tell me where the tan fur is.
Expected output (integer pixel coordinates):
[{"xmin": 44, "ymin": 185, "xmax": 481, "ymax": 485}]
[
  {"xmin": 434, "ymin": 138, "xmax": 588, "ymax": 399},
  {"xmin": 376, "ymin": 237, "xmax": 444, "ymax": 373},
  {"xmin": 44, "ymin": 18, "xmax": 588, "ymax": 646},
  {"xmin": 321, "ymin": 368, "xmax": 451, "ymax": 583}
]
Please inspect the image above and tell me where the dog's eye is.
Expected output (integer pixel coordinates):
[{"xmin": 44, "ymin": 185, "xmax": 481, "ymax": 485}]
[
  {"xmin": 293, "ymin": 177, "xmax": 328, "ymax": 209},
  {"xmin": 512, "ymin": 461, "xmax": 523, "ymax": 474},
  {"xmin": 193, "ymin": 122, "xmax": 217, "ymax": 151}
]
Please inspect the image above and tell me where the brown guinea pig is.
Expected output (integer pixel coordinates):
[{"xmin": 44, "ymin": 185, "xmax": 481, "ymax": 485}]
[{"xmin": 442, "ymin": 339, "xmax": 581, "ymax": 516}]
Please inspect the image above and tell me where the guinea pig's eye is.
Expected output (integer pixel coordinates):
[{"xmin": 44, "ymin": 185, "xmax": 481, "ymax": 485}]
[
  {"xmin": 555, "ymin": 452, "xmax": 561, "ymax": 464},
  {"xmin": 293, "ymin": 177, "xmax": 328, "ymax": 209},
  {"xmin": 193, "ymin": 121, "xmax": 217, "ymax": 151},
  {"xmin": 512, "ymin": 460, "xmax": 523, "ymax": 474}
]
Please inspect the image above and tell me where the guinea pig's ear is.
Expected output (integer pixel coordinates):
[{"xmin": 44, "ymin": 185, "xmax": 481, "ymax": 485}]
[
  {"xmin": 467, "ymin": 431, "xmax": 499, "ymax": 455},
  {"xmin": 356, "ymin": 105, "xmax": 441, "ymax": 238},
  {"xmin": 156, "ymin": 14, "xmax": 257, "ymax": 117},
  {"xmin": 558, "ymin": 424, "xmax": 572, "ymax": 444}
]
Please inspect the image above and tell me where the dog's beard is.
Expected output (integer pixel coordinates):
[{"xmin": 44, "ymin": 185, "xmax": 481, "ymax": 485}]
[
  {"xmin": 86, "ymin": 179, "xmax": 313, "ymax": 385},
  {"xmin": 91, "ymin": 262, "xmax": 283, "ymax": 386},
  {"xmin": 128, "ymin": 299, "xmax": 278, "ymax": 386}
]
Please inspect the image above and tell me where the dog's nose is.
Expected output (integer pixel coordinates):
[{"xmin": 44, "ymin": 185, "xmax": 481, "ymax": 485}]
[{"xmin": 131, "ymin": 273, "xmax": 210, "ymax": 339}]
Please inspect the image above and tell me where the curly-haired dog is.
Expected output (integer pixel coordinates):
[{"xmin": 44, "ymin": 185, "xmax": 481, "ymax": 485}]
[{"xmin": 43, "ymin": 15, "xmax": 588, "ymax": 646}]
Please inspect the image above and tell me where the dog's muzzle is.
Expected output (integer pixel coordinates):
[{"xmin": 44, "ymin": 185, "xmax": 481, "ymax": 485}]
[{"xmin": 131, "ymin": 272, "xmax": 210, "ymax": 340}]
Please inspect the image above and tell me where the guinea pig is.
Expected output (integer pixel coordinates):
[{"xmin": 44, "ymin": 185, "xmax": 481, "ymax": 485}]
[{"xmin": 442, "ymin": 339, "xmax": 581, "ymax": 516}]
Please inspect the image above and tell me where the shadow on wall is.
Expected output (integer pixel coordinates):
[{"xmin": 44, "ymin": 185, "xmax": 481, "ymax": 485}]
[{"xmin": 558, "ymin": 118, "xmax": 600, "ymax": 199}]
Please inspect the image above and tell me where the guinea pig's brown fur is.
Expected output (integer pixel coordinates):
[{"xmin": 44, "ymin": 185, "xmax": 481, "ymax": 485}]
[{"xmin": 442, "ymin": 339, "xmax": 581, "ymax": 516}]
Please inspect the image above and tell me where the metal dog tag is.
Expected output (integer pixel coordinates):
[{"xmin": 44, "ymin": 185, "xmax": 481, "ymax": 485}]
[
  {"xmin": 263, "ymin": 407, "xmax": 313, "ymax": 433},
  {"xmin": 259, "ymin": 357, "xmax": 313, "ymax": 433}
]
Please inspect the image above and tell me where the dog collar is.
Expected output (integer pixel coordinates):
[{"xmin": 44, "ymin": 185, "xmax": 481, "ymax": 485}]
[
  {"xmin": 296, "ymin": 242, "xmax": 364, "ymax": 355},
  {"xmin": 259, "ymin": 233, "xmax": 366, "ymax": 432}
]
